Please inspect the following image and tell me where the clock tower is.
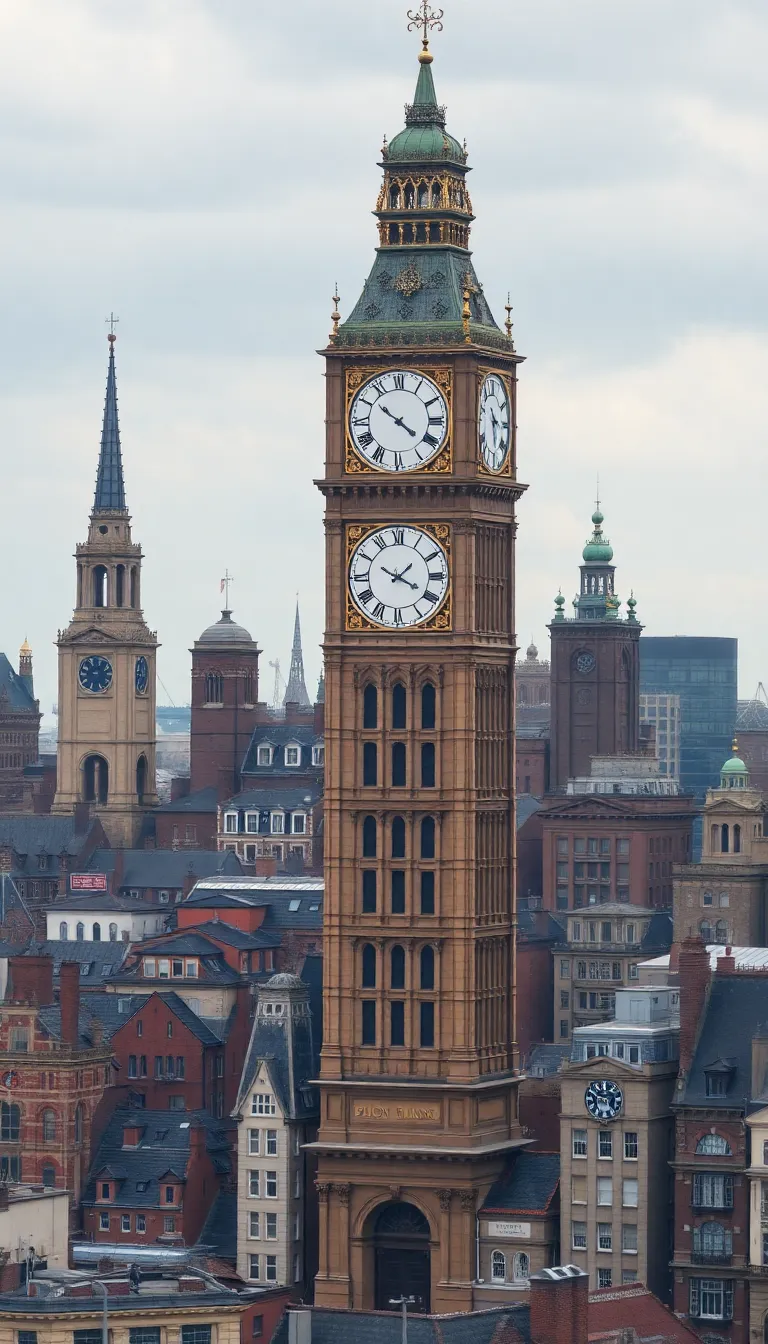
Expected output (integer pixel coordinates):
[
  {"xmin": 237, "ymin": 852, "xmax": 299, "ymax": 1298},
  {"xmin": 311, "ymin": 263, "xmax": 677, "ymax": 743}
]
[
  {"xmin": 52, "ymin": 333, "xmax": 158, "ymax": 847},
  {"xmin": 311, "ymin": 14, "xmax": 527, "ymax": 1315}
]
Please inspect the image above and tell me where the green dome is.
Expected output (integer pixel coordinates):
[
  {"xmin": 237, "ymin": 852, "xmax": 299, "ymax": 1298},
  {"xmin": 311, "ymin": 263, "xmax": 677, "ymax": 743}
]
[
  {"xmin": 387, "ymin": 123, "xmax": 465, "ymax": 164},
  {"xmin": 582, "ymin": 506, "xmax": 614, "ymax": 563},
  {"xmin": 721, "ymin": 747, "xmax": 748, "ymax": 777}
]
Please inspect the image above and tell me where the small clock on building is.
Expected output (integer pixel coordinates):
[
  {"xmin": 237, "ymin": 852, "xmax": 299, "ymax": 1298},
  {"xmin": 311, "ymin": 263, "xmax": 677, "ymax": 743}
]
[
  {"xmin": 575, "ymin": 651, "xmax": 596, "ymax": 675},
  {"xmin": 585, "ymin": 1079, "xmax": 623, "ymax": 1121},
  {"xmin": 135, "ymin": 656, "xmax": 149, "ymax": 695},
  {"xmin": 78, "ymin": 655, "xmax": 113, "ymax": 694}
]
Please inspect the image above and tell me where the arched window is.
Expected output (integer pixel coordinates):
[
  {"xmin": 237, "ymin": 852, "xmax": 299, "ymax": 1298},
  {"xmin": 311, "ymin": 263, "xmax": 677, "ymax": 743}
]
[
  {"xmin": 421, "ymin": 682, "xmax": 436, "ymax": 729},
  {"xmin": 721, "ymin": 824, "xmax": 729, "ymax": 854},
  {"xmin": 83, "ymin": 754, "xmax": 109, "ymax": 805},
  {"xmin": 421, "ymin": 816, "xmax": 435, "ymax": 859},
  {"xmin": 204, "ymin": 671, "xmax": 223, "ymax": 705},
  {"xmin": 491, "ymin": 1251, "xmax": 506, "ymax": 1282},
  {"xmin": 431, "ymin": 181, "xmax": 441, "ymax": 207},
  {"xmin": 74, "ymin": 1104, "xmax": 83, "ymax": 1145},
  {"xmin": 362, "ymin": 816, "xmax": 377, "ymax": 858},
  {"xmin": 693, "ymin": 1221, "xmax": 731, "ymax": 1259},
  {"xmin": 42, "ymin": 1164, "xmax": 56, "ymax": 1189},
  {"xmin": 734, "ymin": 824, "xmax": 741, "ymax": 854},
  {"xmin": 696, "ymin": 1134, "xmax": 732, "ymax": 1155},
  {"xmin": 392, "ymin": 817, "xmax": 406, "ymax": 859},
  {"xmin": 115, "ymin": 565, "xmax": 125, "ymax": 607},
  {"xmin": 93, "ymin": 922, "xmax": 101, "ymax": 941},
  {"xmin": 715, "ymin": 920, "xmax": 729, "ymax": 942},
  {"xmin": 92, "ymin": 565, "xmax": 108, "ymax": 607},
  {"xmin": 389, "ymin": 184, "xmax": 401, "ymax": 209},
  {"xmin": 59, "ymin": 922, "xmax": 68, "ymax": 941},
  {"xmin": 42, "ymin": 1109, "xmax": 56, "ymax": 1142},
  {"xmin": 390, "ymin": 946, "xmax": 406, "ymax": 989},
  {"xmin": 421, "ymin": 743, "xmax": 435, "ymax": 788},
  {"xmin": 108, "ymin": 922, "xmax": 118, "ymax": 942},
  {"xmin": 392, "ymin": 683, "xmax": 406, "ymax": 729},
  {"xmin": 418, "ymin": 181, "xmax": 429, "ymax": 208},
  {"xmin": 513, "ymin": 1252, "xmax": 530, "ymax": 1281},
  {"xmin": 404, "ymin": 182, "xmax": 415, "ymax": 209},
  {"xmin": 519, "ymin": 683, "xmax": 529, "ymax": 705},
  {"xmin": 76, "ymin": 922, "xmax": 85, "ymax": 942},
  {"xmin": 130, "ymin": 567, "xmax": 138, "ymax": 608},
  {"xmin": 420, "ymin": 946, "xmax": 434, "ymax": 990},
  {"xmin": 363, "ymin": 742, "xmax": 378, "ymax": 786},
  {"xmin": 361, "ymin": 945, "xmax": 377, "ymax": 989},
  {"xmin": 700, "ymin": 921, "xmax": 713, "ymax": 943},
  {"xmin": 391, "ymin": 743, "xmax": 406, "ymax": 787},
  {"xmin": 136, "ymin": 755, "xmax": 148, "ymax": 804},
  {"xmin": 363, "ymin": 684, "xmax": 378, "ymax": 730},
  {"xmin": 0, "ymin": 1102, "xmax": 20, "ymax": 1140}
]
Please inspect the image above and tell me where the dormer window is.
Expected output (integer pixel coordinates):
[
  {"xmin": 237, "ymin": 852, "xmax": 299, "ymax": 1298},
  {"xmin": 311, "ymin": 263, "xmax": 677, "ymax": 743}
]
[
  {"xmin": 143, "ymin": 958, "xmax": 156, "ymax": 978},
  {"xmin": 285, "ymin": 744, "xmax": 300, "ymax": 767},
  {"xmin": 257, "ymin": 745, "xmax": 274, "ymax": 767},
  {"xmin": 271, "ymin": 812, "xmax": 285, "ymax": 835},
  {"xmin": 225, "ymin": 812, "xmax": 239, "ymax": 834},
  {"xmin": 99, "ymin": 1181, "xmax": 112, "ymax": 1202},
  {"xmin": 246, "ymin": 811, "xmax": 259, "ymax": 834},
  {"xmin": 705, "ymin": 1059, "xmax": 736, "ymax": 1097},
  {"xmin": 312, "ymin": 744, "xmax": 324, "ymax": 766},
  {"xmin": 292, "ymin": 813, "xmax": 306, "ymax": 835}
]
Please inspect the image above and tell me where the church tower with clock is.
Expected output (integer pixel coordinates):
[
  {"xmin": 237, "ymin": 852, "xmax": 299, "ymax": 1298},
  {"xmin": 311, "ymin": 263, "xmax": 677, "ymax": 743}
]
[
  {"xmin": 311, "ymin": 11, "xmax": 527, "ymax": 1315},
  {"xmin": 52, "ymin": 333, "xmax": 158, "ymax": 847}
]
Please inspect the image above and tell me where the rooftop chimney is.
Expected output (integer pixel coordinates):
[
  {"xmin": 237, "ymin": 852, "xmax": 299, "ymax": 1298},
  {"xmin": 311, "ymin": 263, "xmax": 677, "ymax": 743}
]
[
  {"xmin": 59, "ymin": 961, "xmax": 81, "ymax": 1048},
  {"xmin": 7, "ymin": 955, "xmax": 54, "ymax": 1007},
  {"xmin": 678, "ymin": 935, "xmax": 711, "ymax": 1074},
  {"xmin": 530, "ymin": 1265, "xmax": 589, "ymax": 1344},
  {"xmin": 717, "ymin": 945, "xmax": 736, "ymax": 974}
]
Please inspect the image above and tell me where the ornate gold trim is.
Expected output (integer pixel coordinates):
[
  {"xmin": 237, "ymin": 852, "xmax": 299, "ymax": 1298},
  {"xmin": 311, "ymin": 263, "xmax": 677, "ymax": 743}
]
[
  {"xmin": 476, "ymin": 368, "xmax": 514, "ymax": 478},
  {"xmin": 345, "ymin": 521, "xmax": 452, "ymax": 633},
  {"xmin": 344, "ymin": 365, "xmax": 453, "ymax": 476}
]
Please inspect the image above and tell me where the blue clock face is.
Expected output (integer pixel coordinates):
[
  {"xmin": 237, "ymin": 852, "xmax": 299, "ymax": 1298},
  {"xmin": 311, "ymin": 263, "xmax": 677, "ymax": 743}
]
[
  {"xmin": 585, "ymin": 1079, "xmax": 623, "ymax": 1121},
  {"xmin": 78, "ymin": 655, "xmax": 113, "ymax": 694},
  {"xmin": 135, "ymin": 656, "xmax": 149, "ymax": 695}
]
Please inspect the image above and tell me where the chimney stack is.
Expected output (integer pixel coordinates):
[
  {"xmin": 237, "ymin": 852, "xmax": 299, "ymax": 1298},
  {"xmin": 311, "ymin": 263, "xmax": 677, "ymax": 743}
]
[
  {"xmin": 530, "ymin": 1266, "xmax": 589, "ymax": 1344},
  {"xmin": 717, "ymin": 945, "xmax": 736, "ymax": 974},
  {"xmin": 678, "ymin": 935, "xmax": 711, "ymax": 1074},
  {"xmin": 7, "ymin": 956, "xmax": 54, "ymax": 1007},
  {"xmin": 59, "ymin": 961, "xmax": 81, "ymax": 1048}
]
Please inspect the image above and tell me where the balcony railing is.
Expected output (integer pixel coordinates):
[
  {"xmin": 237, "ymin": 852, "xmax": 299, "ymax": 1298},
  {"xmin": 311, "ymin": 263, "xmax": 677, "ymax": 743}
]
[{"xmin": 691, "ymin": 1252, "xmax": 732, "ymax": 1265}]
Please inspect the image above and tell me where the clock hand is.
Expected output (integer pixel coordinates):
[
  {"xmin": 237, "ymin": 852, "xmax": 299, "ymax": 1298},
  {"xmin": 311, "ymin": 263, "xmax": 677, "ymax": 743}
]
[
  {"xmin": 380, "ymin": 405, "xmax": 417, "ymax": 437},
  {"xmin": 399, "ymin": 563, "xmax": 413, "ymax": 578}
]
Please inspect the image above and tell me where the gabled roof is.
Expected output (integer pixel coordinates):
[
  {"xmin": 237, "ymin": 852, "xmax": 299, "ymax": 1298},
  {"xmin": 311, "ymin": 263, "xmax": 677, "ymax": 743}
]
[
  {"xmin": 588, "ymin": 1283, "xmax": 703, "ymax": 1343},
  {"xmin": 154, "ymin": 786, "xmax": 219, "ymax": 816},
  {"xmin": 193, "ymin": 921, "xmax": 280, "ymax": 951},
  {"xmin": 517, "ymin": 910, "xmax": 565, "ymax": 944},
  {"xmin": 222, "ymin": 787, "xmax": 323, "ymax": 811},
  {"xmin": 196, "ymin": 1188, "xmax": 237, "ymax": 1263},
  {"xmin": 83, "ymin": 1108, "xmax": 232, "ymax": 1208},
  {"xmin": 0, "ymin": 654, "xmax": 38, "ymax": 712},
  {"xmin": 85, "ymin": 848, "xmax": 243, "ymax": 887},
  {"xmin": 114, "ymin": 991, "xmax": 225, "ymax": 1046},
  {"xmin": 480, "ymin": 1153, "xmax": 560, "ymax": 1216},
  {"xmin": 0, "ymin": 815, "xmax": 99, "ymax": 860},
  {"xmin": 271, "ymin": 1307, "xmax": 530, "ymax": 1344},
  {"xmin": 26, "ymin": 939, "xmax": 129, "ymax": 988},
  {"xmin": 681, "ymin": 972, "xmax": 768, "ymax": 1109},
  {"xmin": 234, "ymin": 986, "xmax": 319, "ymax": 1121},
  {"xmin": 516, "ymin": 796, "xmax": 542, "ymax": 829}
]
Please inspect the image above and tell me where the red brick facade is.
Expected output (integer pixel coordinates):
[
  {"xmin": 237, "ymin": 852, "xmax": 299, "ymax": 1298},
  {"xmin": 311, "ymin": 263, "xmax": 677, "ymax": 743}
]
[{"xmin": 189, "ymin": 619, "xmax": 262, "ymax": 795}]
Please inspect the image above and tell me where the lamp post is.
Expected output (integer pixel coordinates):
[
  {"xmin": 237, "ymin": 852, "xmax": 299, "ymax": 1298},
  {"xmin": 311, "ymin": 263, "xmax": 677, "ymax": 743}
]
[
  {"xmin": 92, "ymin": 1278, "xmax": 109, "ymax": 1344},
  {"xmin": 389, "ymin": 1295, "xmax": 417, "ymax": 1344}
]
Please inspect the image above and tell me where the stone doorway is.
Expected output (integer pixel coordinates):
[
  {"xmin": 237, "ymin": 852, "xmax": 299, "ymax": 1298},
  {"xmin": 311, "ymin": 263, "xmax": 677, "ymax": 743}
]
[{"xmin": 372, "ymin": 1202, "xmax": 431, "ymax": 1314}]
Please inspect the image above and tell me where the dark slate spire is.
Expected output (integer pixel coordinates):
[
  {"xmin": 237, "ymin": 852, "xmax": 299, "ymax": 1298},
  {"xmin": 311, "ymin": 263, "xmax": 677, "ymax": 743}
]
[
  {"xmin": 283, "ymin": 602, "xmax": 311, "ymax": 709},
  {"xmin": 93, "ymin": 335, "xmax": 127, "ymax": 514}
]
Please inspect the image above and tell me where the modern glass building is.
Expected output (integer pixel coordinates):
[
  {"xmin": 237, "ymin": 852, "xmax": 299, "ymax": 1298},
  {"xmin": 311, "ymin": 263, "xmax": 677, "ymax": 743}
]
[{"xmin": 640, "ymin": 637, "xmax": 737, "ymax": 798}]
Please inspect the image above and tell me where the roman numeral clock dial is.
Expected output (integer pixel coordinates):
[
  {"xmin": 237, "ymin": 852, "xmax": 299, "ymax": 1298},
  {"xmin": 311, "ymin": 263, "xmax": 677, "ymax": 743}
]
[
  {"xmin": 347, "ymin": 524, "xmax": 450, "ymax": 630},
  {"xmin": 478, "ymin": 372, "xmax": 511, "ymax": 473},
  {"xmin": 348, "ymin": 369, "xmax": 449, "ymax": 472}
]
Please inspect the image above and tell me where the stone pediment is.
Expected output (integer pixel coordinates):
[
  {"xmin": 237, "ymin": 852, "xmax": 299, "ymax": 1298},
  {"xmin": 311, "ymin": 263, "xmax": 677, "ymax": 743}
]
[
  {"xmin": 703, "ymin": 796, "xmax": 764, "ymax": 817},
  {"xmin": 542, "ymin": 795, "xmax": 633, "ymax": 820},
  {"xmin": 563, "ymin": 1056, "xmax": 640, "ymax": 1080},
  {"xmin": 59, "ymin": 623, "xmax": 155, "ymax": 647}
]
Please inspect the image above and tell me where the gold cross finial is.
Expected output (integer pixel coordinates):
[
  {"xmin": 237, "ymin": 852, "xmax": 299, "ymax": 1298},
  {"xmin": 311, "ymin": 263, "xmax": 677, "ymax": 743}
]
[
  {"xmin": 330, "ymin": 285, "xmax": 341, "ymax": 344},
  {"xmin": 505, "ymin": 293, "xmax": 514, "ymax": 345},
  {"xmin": 407, "ymin": 1, "xmax": 443, "ymax": 60},
  {"xmin": 105, "ymin": 312, "xmax": 119, "ymax": 346}
]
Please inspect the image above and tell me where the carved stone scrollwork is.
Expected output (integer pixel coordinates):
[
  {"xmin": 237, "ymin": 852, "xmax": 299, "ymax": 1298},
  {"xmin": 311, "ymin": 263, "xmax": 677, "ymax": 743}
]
[
  {"xmin": 335, "ymin": 1183, "xmax": 351, "ymax": 1207},
  {"xmin": 438, "ymin": 1188, "xmax": 453, "ymax": 1212},
  {"xmin": 324, "ymin": 519, "xmax": 343, "ymax": 536},
  {"xmin": 389, "ymin": 1185, "xmax": 402, "ymax": 1203},
  {"xmin": 316, "ymin": 1183, "xmax": 331, "ymax": 1204},
  {"xmin": 459, "ymin": 1189, "xmax": 477, "ymax": 1212}
]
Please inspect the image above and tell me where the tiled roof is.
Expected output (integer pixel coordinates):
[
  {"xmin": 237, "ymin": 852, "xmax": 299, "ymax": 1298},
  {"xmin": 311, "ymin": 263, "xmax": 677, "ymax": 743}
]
[
  {"xmin": 480, "ymin": 1153, "xmax": 560, "ymax": 1215},
  {"xmin": 114, "ymin": 991, "xmax": 225, "ymax": 1046},
  {"xmin": 222, "ymin": 787, "xmax": 323, "ymax": 811},
  {"xmin": 154, "ymin": 786, "xmax": 219, "ymax": 815},
  {"xmin": 271, "ymin": 1308, "xmax": 530, "ymax": 1344},
  {"xmin": 0, "ymin": 815, "xmax": 99, "ymax": 865},
  {"xmin": 235, "ymin": 990, "xmax": 319, "ymax": 1122},
  {"xmin": 196, "ymin": 1188, "xmax": 237, "ymax": 1262},
  {"xmin": 26, "ymin": 939, "xmax": 129, "ymax": 987},
  {"xmin": 682, "ymin": 972, "xmax": 768, "ymax": 1108},
  {"xmin": 193, "ymin": 921, "xmax": 280, "ymax": 951},
  {"xmin": 241, "ymin": 724, "xmax": 323, "ymax": 777},
  {"xmin": 640, "ymin": 911, "xmax": 673, "ymax": 951},
  {"xmin": 517, "ymin": 910, "xmax": 565, "ymax": 943},
  {"xmin": 85, "ymin": 848, "xmax": 243, "ymax": 887},
  {"xmin": 588, "ymin": 1283, "xmax": 702, "ymax": 1342},
  {"xmin": 526, "ymin": 1043, "xmax": 571, "ymax": 1077},
  {"xmin": 516, "ymin": 797, "xmax": 542, "ymax": 829},
  {"xmin": 0, "ymin": 654, "xmax": 38, "ymax": 712},
  {"xmin": 83, "ymin": 1108, "xmax": 232, "ymax": 1208}
]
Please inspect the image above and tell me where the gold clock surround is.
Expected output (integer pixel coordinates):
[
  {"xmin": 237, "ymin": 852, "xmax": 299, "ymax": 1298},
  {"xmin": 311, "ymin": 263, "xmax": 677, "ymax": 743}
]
[
  {"xmin": 476, "ymin": 367, "xmax": 514, "ymax": 478},
  {"xmin": 345, "ymin": 365, "xmax": 454, "ymax": 475},
  {"xmin": 345, "ymin": 520, "xmax": 452, "ymax": 632}
]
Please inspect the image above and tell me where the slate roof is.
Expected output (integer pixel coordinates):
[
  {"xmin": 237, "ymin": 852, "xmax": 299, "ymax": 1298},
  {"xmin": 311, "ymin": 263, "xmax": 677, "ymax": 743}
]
[
  {"xmin": 154, "ymin": 786, "xmax": 219, "ymax": 816},
  {"xmin": 0, "ymin": 815, "xmax": 98, "ymax": 864},
  {"xmin": 680, "ymin": 973, "xmax": 768, "ymax": 1109},
  {"xmin": 83, "ymin": 1109, "xmax": 232, "ymax": 1208},
  {"xmin": 527, "ymin": 1043, "xmax": 571, "ymax": 1077},
  {"xmin": 54, "ymin": 892, "xmax": 155, "ymax": 913},
  {"xmin": 588, "ymin": 1283, "xmax": 703, "ymax": 1343},
  {"xmin": 271, "ymin": 1307, "xmax": 530, "ymax": 1344},
  {"xmin": 640, "ymin": 911, "xmax": 673, "ymax": 951},
  {"xmin": 183, "ymin": 880, "xmax": 323, "ymax": 931},
  {"xmin": 241, "ymin": 724, "xmax": 323, "ymax": 777},
  {"xmin": 193, "ymin": 921, "xmax": 280, "ymax": 951},
  {"xmin": 24, "ymin": 939, "xmax": 129, "ymax": 988},
  {"xmin": 480, "ymin": 1153, "xmax": 560, "ymax": 1216},
  {"xmin": 84, "ymin": 848, "xmax": 243, "ymax": 888},
  {"xmin": 113, "ymin": 933, "xmax": 240, "ymax": 986},
  {"xmin": 516, "ymin": 797, "xmax": 542, "ymax": 829},
  {"xmin": 196, "ymin": 1188, "xmax": 237, "ymax": 1263},
  {"xmin": 0, "ymin": 654, "xmax": 38, "ymax": 712},
  {"xmin": 235, "ymin": 979, "xmax": 319, "ymax": 1122},
  {"xmin": 93, "ymin": 341, "xmax": 127, "ymax": 512},
  {"xmin": 517, "ymin": 910, "xmax": 565, "ymax": 944},
  {"xmin": 37, "ymin": 1001, "xmax": 115, "ymax": 1050},
  {"xmin": 222, "ymin": 787, "xmax": 323, "ymax": 811}
]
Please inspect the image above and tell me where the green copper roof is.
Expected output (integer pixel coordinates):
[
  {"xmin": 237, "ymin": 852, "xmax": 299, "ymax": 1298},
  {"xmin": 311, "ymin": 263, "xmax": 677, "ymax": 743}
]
[
  {"xmin": 386, "ymin": 53, "xmax": 465, "ymax": 165},
  {"xmin": 582, "ymin": 508, "xmax": 614, "ymax": 563},
  {"xmin": 338, "ymin": 248, "xmax": 499, "ymax": 349},
  {"xmin": 721, "ymin": 741, "xmax": 749, "ymax": 776}
]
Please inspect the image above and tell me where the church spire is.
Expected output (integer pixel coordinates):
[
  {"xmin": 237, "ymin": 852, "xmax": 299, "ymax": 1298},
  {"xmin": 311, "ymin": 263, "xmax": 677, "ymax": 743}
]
[
  {"xmin": 93, "ymin": 332, "xmax": 127, "ymax": 514},
  {"xmin": 283, "ymin": 602, "xmax": 311, "ymax": 709}
]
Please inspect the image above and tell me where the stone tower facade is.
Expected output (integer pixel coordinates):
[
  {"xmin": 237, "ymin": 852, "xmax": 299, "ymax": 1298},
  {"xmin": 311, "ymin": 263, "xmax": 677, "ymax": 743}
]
[
  {"xmin": 53, "ymin": 335, "xmax": 158, "ymax": 846},
  {"xmin": 549, "ymin": 506, "xmax": 642, "ymax": 790},
  {"xmin": 311, "ymin": 33, "xmax": 526, "ymax": 1315}
]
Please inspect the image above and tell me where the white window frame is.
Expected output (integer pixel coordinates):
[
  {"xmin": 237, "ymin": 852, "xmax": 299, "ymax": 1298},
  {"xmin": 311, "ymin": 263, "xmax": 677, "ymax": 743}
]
[
  {"xmin": 245, "ymin": 812, "xmax": 259, "ymax": 834},
  {"xmin": 284, "ymin": 743, "xmax": 301, "ymax": 767},
  {"xmin": 99, "ymin": 1211, "xmax": 110, "ymax": 1231},
  {"xmin": 598, "ymin": 1269, "xmax": 612, "ymax": 1289},
  {"xmin": 136, "ymin": 1214, "xmax": 146, "ymax": 1234},
  {"xmin": 597, "ymin": 1177, "xmax": 613, "ymax": 1206},
  {"xmin": 249, "ymin": 1254, "xmax": 260, "ymax": 1281},
  {"xmin": 312, "ymin": 744, "xmax": 324, "ymax": 766},
  {"xmin": 266, "ymin": 1212, "xmax": 278, "ymax": 1240},
  {"xmin": 249, "ymin": 1211, "xmax": 260, "ymax": 1239},
  {"xmin": 624, "ymin": 1132, "xmax": 638, "ymax": 1160},
  {"xmin": 248, "ymin": 1129, "xmax": 260, "ymax": 1156},
  {"xmin": 257, "ymin": 745, "xmax": 274, "ymax": 767},
  {"xmin": 622, "ymin": 1224, "xmax": 638, "ymax": 1253},
  {"xmin": 270, "ymin": 812, "xmax": 285, "ymax": 835},
  {"xmin": 224, "ymin": 812, "xmax": 239, "ymax": 834},
  {"xmin": 292, "ymin": 813, "xmax": 306, "ymax": 835},
  {"xmin": 598, "ymin": 1130, "xmax": 613, "ymax": 1160},
  {"xmin": 252, "ymin": 1093, "xmax": 276, "ymax": 1116},
  {"xmin": 265, "ymin": 1171, "xmax": 278, "ymax": 1199},
  {"xmin": 597, "ymin": 1222, "xmax": 612, "ymax": 1252},
  {"xmin": 266, "ymin": 1130, "xmax": 278, "ymax": 1156},
  {"xmin": 121, "ymin": 1214, "xmax": 131, "ymax": 1233},
  {"xmin": 143, "ymin": 958, "xmax": 156, "ymax": 978},
  {"xmin": 249, "ymin": 1171, "xmax": 260, "ymax": 1198},
  {"xmin": 622, "ymin": 1178, "xmax": 639, "ymax": 1207},
  {"xmin": 265, "ymin": 1255, "xmax": 277, "ymax": 1283},
  {"xmin": 491, "ymin": 1250, "xmax": 506, "ymax": 1282},
  {"xmin": 571, "ymin": 1221, "xmax": 587, "ymax": 1250},
  {"xmin": 572, "ymin": 1128, "xmax": 587, "ymax": 1158}
]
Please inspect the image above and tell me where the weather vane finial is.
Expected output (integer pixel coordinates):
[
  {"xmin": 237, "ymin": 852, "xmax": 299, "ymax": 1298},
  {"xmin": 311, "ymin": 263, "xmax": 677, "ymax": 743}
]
[
  {"xmin": 105, "ymin": 312, "xmax": 119, "ymax": 347},
  {"xmin": 407, "ymin": 1, "xmax": 444, "ymax": 60}
]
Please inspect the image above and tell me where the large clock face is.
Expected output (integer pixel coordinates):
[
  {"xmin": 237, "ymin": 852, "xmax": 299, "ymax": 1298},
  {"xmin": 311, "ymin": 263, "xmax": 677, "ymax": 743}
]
[
  {"xmin": 78, "ymin": 655, "xmax": 113, "ymax": 694},
  {"xmin": 585, "ymin": 1079, "xmax": 623, "ymax": 1121},
  {"xmin": 478, "ymin": 373, "xmax": 511, "ymax": 472},
  {"xmin": 348, "ymin": 525, "xmax": 449, "ymax": 629},
  {"xmin": 135, "ymin": 656, "xmax": 149, "ymax": 695},
  {"xmin": 348, "ymin": 370, "xmax": 449, "ymax": 473}
]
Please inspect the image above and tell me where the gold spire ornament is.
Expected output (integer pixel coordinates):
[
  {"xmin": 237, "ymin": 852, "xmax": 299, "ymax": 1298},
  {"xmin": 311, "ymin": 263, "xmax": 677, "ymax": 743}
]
[
  {"xmin": 462, "ymin": 286, "xmax": 472, "ymax": 344},
  {"xmin": 330, "ymin": 285, "xmax": 341, "ymax": 344},
  {"xmin": 407, "ymin": 1, "xmax": 444, "ymax": 61},
  {"xmin": 504, "ymin": 293, "xmax": 514, "ymax": 346}
]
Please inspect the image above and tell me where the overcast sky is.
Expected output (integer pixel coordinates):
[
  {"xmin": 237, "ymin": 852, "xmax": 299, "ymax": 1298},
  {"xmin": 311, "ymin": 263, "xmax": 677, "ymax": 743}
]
[{"xmin": 2, "ymin": 0, "xmax": 767, "ymax": 714}]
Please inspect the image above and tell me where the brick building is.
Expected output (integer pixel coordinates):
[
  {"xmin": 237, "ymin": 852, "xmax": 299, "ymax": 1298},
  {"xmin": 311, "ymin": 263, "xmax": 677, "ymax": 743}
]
[
  {"xmin": 179, "ymin": 875, "xmax": 324, "ymax": 969},
  {"xmin": 0, "ymin": 643, "xmax": 41, "ymax": 811},
  {"xmin": 517, "ymin": 908, "xmax": 564, "ymax": 1060},
  {"xmin": 474, "ymin": 1152, "xmax": 560, "ymax": 1303},
  {"xmin": 0, "ymin": 956, "xmax": 112, "ymax": 1200},
  {"xmin": 554, "ymin": 906, "xmax": 673, "ymax": 1042},
  {"xmin": 0, "ymin": 813, "xmax": 108, "ymax": 935}
]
